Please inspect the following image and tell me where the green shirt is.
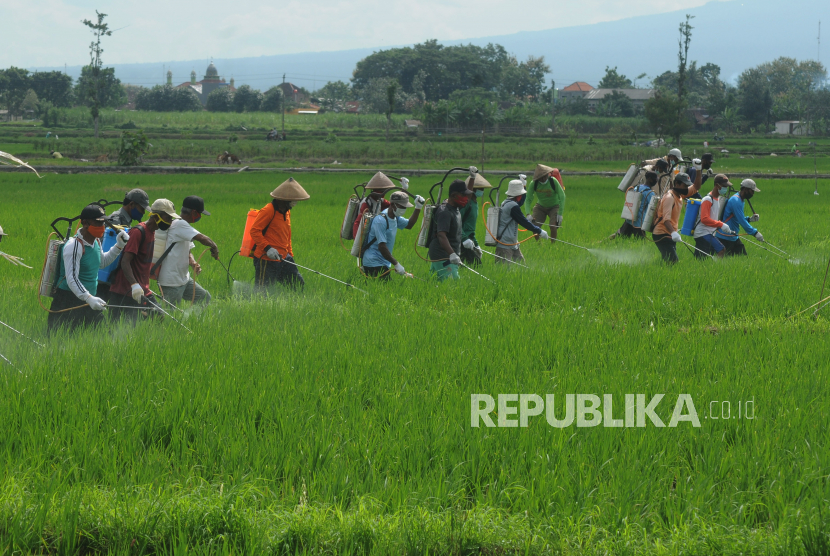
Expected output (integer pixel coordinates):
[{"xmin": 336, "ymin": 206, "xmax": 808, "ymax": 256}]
[
  {"xmin": 524, "ymin": 177, "xmax": 565, "ymax": 214},
  {"xmin": 459, "ymin": 197, "xmax": 479, "ymax": 247}
]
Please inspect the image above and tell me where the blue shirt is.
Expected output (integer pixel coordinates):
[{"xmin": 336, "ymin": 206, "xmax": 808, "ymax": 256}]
[
  {"xmin": 715, "ymin": 194, "xmax": 757, "ymax": 242},
  {"xmin": 362, "ymin": 209, "xmax": 409, "ymax": 268}
]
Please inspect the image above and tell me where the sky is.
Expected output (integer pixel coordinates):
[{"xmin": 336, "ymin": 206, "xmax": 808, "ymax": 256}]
[{"xmin": 3, "ymin": 0, "xmax": 721, "ymax": 68}]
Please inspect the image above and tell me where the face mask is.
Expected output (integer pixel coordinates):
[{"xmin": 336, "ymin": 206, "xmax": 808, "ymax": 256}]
[
  {"xmin": 288, "ymin": 201, "xmax": 298, "ymax": 209},
  {"xmin": 88, "ymin": 225, "xmax": 105, "ymax": 238},
  {"xmin": 718, "ymin": 186, "xmax": 728, "ymax": 195},
  {"xmin": 191, "ymin": 212, "xmax": 202, "ymax": 223},
  {"xmin": 674, "ymin": 186, "xmax": 689, "ymax": 197},
  {"xmin": 515, "ymin": 194, "xmax": 526, "ymax": 206},
  {"xmin": 393, "ymin": 206, "xmax": 407, "ymax": 217},
  {"xmin": 455, "ymin": 196, "xmax": 470, "ymax": 208},
  {"xmin": 474, "ymin": 190, "xmax": 484, "ymax": 198},
  {"xmin": 130, "ymin": 207, "xmax": 144, "ymax": 222}
]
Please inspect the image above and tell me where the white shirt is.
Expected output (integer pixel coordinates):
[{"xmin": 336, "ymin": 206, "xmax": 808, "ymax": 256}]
[{"xmin": 157, "ymin": 219, "xmax": 199, "ymax": 287}]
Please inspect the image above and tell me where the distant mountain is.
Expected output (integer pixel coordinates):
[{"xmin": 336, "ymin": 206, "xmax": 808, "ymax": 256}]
[{"xmin": 34, "ymin": 0, "xmax": 827, "ymax": 92}]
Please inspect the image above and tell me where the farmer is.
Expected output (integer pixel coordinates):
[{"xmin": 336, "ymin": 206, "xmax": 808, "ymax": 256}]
[
  {"xmin": 460, "ymin": 173, "xmax": 491, "ymax": 265},
  {"xmin": 642, "ymin": 148, "xmax": 682, "ymax": 169},
  {"xmin": 715, "ymin": 179, "xmax": 764, "ymax": 257},
  {"xmin": 157, "ymin": 196, "xmax": 219, "ymax": 305},
  {"xmin": 496, "ymin": 178, "xmax": 547, "ymax": 265},
  {"xmin": 107, "ymin": 188, "xmax": 151, "ymax": 227},
  {"xmin": 525, "ymin": 164, "xmax": 564, "ymax": 243},
  {"xmin": 361, "ymin": 191, "xmax": 425, "ymax": 279},
  {"xmin": 250, "ymin": 177, "xmax": 310, "ymax": 289},
  {"xmin": 352, "ymin": 172, "xmax": 405, "ymax": 238},
  {"xmin": 692, "ymin": 174, "xmax": 733, "ymax": 259},
  {"xmin": 108, "ymin": 199, "xmax": 178, "ymax": 322},
  {"xmin": 47, "ymin": 204, "xmax": 129, "ymax": 333},
  {"xmin": 427, "ymin": 180, "xmax": 471, "ymax": 281},
  {"xmin": 609, "ymin": 171, "xmax": 658, "ymax": 240},
  {"xmin": 651, "ymin": 173, "xmax": 694, "ymax": 264}
]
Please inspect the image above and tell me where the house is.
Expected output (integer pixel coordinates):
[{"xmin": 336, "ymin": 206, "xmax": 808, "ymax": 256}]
[
  {"xmin": 173, "ymin": 61, "xmax": 236, "ymax": 106},
  {"xmin": 584, "ymin": 88, "xmax": 655, "ymax": 111},
  {"xmin": 775, "ymin": 120, "xmax": 810, "ymax": 135},
  {"xmin": 560, "ymin": 82, "xmax": 594, "ymax": 100},
  {"xmin": 688, "ymin": 108, "xmax": 715, "ymax": 128},
  {"xmin": 405, "ymin": 119, "xmax": 422, "ymax": 128},
  {"xmin": 278, "ymin": 82, "xmax": 309, "ymax": 104},
  {"xmin": 345, "ymin": 101, "xmax": 360, "ymax": 114}
]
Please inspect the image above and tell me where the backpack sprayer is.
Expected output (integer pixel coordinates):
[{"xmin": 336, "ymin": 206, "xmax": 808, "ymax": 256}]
[
  {"xmin": 415, "ymin": 167, "xmax": 473, "ymax": 250},
  {"xmin": 480, "ymin": 175, "xmax": 539, "ymax": 248},
  {"xmin": 350, "ymin": 175, "xmax": 413, "ymax": 260}
]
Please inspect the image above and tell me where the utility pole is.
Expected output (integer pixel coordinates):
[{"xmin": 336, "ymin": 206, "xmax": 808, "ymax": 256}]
[
  {"xmin": 281, "ymin": 73, "xmax": 286, "ymax": 135},
  {"xmin": 550, "ymin": 79, "xmax": 556, "ymax": 135}
]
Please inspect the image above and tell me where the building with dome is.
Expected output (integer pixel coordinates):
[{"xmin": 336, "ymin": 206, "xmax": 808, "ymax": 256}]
[{"xmin": 173, "ymin": 61, "xmax": 236, "ymax": 106}]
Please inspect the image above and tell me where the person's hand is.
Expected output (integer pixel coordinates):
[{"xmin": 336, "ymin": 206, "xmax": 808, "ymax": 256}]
[
  {"xmin": 555, "ymin": 214, "xmax": 563, "ymax": 226},
  {"xmin": 462, "ymin": 239, "xmax": 475, "ymax": 250},
  {"xmin": 671, "ymin": 231, "xmax": 682, "ymax": 243},
  {"xmin": 525, "ymin": 213, "xmax": 534, "ymax": 223},
  {"xmin": 414, "ymin": 195, "xmax": 425, "ymax": 210},
  {"xmin": 474, "ymin": 246, "xmax": 483, "ymax": 257},
  {"xmin": 755, "ymin": 231, "xmax": 764, "ymax": 242},
  {"xmin": 720, "ymin": 223, "xmax": 733, "ymax": 235},
  {"xmin": 84, "ymin": 294, "xmax": 106, "ymax": 311},
  {"xmin": 191, "ymin": 262, "xmax": 202, "ymax": 276},
  {"xmin": 748, "ymin": 214, "xmax": 760, "ymax": 223},
  {"xmin": 519, "ymin": 174, "xmax": 527, "ymax": 186},
  {"xmin": 469, "ymin": 166, "xmax": 478, "ymax": 177},
  {"xmin": 394, "ymin": 262, "xmax": 406, "ymax": 275},
  {"xmin": 210, "ymin": 245, "xmax": 219, "ymax": 260},
  {"xmin": 538, "ymin": 229, "xmax": 549, "ymax": 240},
  {"xmin": 693, "ymin": 158, "xmax": 702, "ymax": 171},
  {"xmin": 116, "ymin": 230, "xmax": 130, "ymax": 249},
  {"xmin": 448, "ymin": 253, "xmax": 461, "ymax": 265},
  {"xmin": 400, "ymin": 177, "xmax": 409, "ymax": 190},
  {"xmin": 130, "ymin": 283, "xmax": 144, "ymax": 303},
  {"xmin": 266, "ymin": 247, "xmax": 282, "ymax": 261}
]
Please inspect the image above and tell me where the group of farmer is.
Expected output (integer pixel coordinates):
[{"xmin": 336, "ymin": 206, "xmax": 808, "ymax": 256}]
[
  {"xmin": 611, "ymin": 147, "xmax": 764, "ymax": 263},
  {"xmin": 43, "ymin": 177, "xmax": 310, "ymax": 332}
]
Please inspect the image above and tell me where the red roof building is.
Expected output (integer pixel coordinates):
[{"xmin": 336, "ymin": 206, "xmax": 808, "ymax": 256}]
[{"xmin": 561, "ymin": 81, "xmax": 594, "ymax": 99}]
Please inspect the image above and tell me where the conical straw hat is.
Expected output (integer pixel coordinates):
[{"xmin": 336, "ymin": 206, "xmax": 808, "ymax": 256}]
[
  {"xmin": 366, "ymin": 172, "xmax": 394, "ymax": 190},
  {"xmin": 467, "ymin": 173, "xmax": 492, "ymax": 189},
  {"xmin": 270, "ymin": 177, "xmax": 310, "ymax": 201},
  {"xmin": 533, "ymin": 164, "xmax": 554, "ymax": 181}
]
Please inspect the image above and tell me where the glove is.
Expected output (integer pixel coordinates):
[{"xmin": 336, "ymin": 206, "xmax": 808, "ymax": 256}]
[
  {"xmin": 671, "ymin": 231, "xmax": 682, "ymax": 243},
  {"xmin": 469, "ymin": 166, "xmax": 478, "ymax": 177},
  {"xmin": 525, "ymin": 213, "xmax": 535, "ymax": 223},
  {"xmin": 755, "ymin": 232, "xmax": 764, "ymax": 242},
  {"xmin": 266, "ymin": 247, "xmax": 282, "ymax": 261},
  {"xmin": 518, "ymin": 174, "xmax": 527, "ymax": 186},
  {"xmin": 720, "ymin": 223, "xmax": 732, "ymax": 235},
  {"xmin": 448, "ymin": 253, "xmax": 461, "ymax": 265},
  {"xmin": 393, "ymin": 262, "xmax": 406, "ymax": 276},
  {"xmin": 400, "ymin": 177, "xmax": 409, "ymax": 190},
  {"xmin": 474, "ymin": 246, "xmax": 483, "ymax": 256},
  {"xmin": 414, "ymin": 195, "xmax": 425, "ymax": 210},
  {"xmin": 748, "ymin": 214, "xmax": 760, "ymax": 223},
  {"xmin": 116, "ymin": 230, "xmax": 130, "ymax": 249},
  {"xmin": 462, "ymin": 239, "xmax": 475, "ymax": 250},
  {"xmin": 555, "ymin": 214, "xmax": 563, "ymax": 226},
  {"xmin": 538, "ymin": 229, "xmax": 549, "ymax": 240},
  {"xmin": 693, "ymin": 158, "xmax": 702, "ymax": 171},
  {"xmin": 83, "ymin": 294, "xmax": 106, "ymax": 311},
  {"xmin": 130, "ymin": 283, "xmax": 144, "ymax": 303}
]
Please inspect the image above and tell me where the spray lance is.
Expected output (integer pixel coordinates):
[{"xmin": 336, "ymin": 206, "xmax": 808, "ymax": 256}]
[
  {"xmin": 0, "ymin": 320, "xmax": 45, "ymax": 348},
  {"xmin": 480, "ymin": 249, "xmax": 531, "ymax": 268},
  {"xmin": 277, "ymin": 258, "xmax": 368, "ymax": 295}
]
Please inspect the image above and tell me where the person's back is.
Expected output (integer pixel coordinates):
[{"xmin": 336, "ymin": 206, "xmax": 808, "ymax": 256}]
[
  {"xmin": 427, "ymin": 202, "xmax": 462, "ymax": 260},
  {"xmin": 158, "ymin": 218, "xmax": 196, "ymax": 289}
]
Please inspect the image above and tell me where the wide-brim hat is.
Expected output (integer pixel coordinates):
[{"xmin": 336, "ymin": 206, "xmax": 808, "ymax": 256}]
[
  {"xmin": 506, "ymin": 179, "xmax": 526, "ymax": 197},
  {"xmin": 366, "ymin": 172, "xmax": 394, "ymax": 190},
  {"xmin": 150, "ymin": 198, "xmax": 180, "ymax": 219},
  {"xmin": 533, "ymin": 164, "xmax": 554, "ymax": 181},
  {"xmin": 271, "ymin": 177, "xmax": 310, "ymax": 201},
  {"xmin": 467, "ymin": 173, "xmax": 492, "ymax": 189}
]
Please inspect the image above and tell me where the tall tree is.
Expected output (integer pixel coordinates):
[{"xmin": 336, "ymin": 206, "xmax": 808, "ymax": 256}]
[
  {"xmin": 0, "ymin": 67, "xmax": 32, "ymax": 121},
  {"xmin": 675, "ymin": 15, "xmax": 694, "ymax": 142},
  {"xmin": 597, "ymin": 67, "xmax": 632, "ymax": 89},
  {"xmin": 31, "ymin": 71, "xmax": 74, "ymax": 107},
  {"xmin": 75, "ymin": 66, "xmax": 125, "ymax": 110},
  {"xmin": 82, "ymin": 11, "xmax": 112, "ymax": 138}
]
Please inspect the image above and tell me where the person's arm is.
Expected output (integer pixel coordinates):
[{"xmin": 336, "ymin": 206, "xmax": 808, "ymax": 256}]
[
  {"xmin": 510, "ymin": 205, "xmax": 541, "ymax": 235},
  {"xmin": 120, "ymin": 251, "xmax": 138, "ymax": 286},
  {"xmin": 99, "ymin": 238, "xmax": 124, "ymax": 267},
  {"xmin": 62, "ymin": 238, "xmax": 92, "ymax": 300},
  {"xmin": 699, "ymin": 199, "xmax": 723, "ymax": 228},
  {"xmin": 524, "ymin": 180, "xmax": 537, "ymax": 213},
  {"xmin": 437, "ymin": 231, "xmax": 454, "ymax": 256},
  {"xmin": 661, "ymin": 195, "xmax": 677, "ymax": 234},
  {"xmin": 404, "ymin": 209, "xmax": 420, "ymax": 230},
  {"xmin": 193, "ymin": 233, "xmax": 219, "ymax": 260},
  {"xmin": 729, "ymin": 198, "xmax": 757, "ymax": 236},
  {"xmin": 378, "ymin": 243, "xmax": 397, "ymax": 265}
]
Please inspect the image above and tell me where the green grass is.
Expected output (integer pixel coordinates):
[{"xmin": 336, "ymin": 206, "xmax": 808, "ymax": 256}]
[{"xmin": 0, "ymin": 171, "xmax": 829, "ymax": 554}]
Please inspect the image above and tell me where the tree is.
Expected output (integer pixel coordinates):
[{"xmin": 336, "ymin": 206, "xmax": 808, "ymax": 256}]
[
  {"xmin": 644, "ymin": 91, "xmax": 691, "ymax": 142},
  {"xmin": 598, "ymin": 66, "xmax": 632, "ymax": 89},
  {"xmin": 0, "ymin": 67, "xmax": 32, "ymax": 121},
  {"xmin": 75, "ymin": 66, "xmax": 125, "ymax": 110},
  {"xmin": 117, "ymin": 130, "xmax": 149, "ymax": 166},
  {"xmin": 134, "ymin": 85, "xmax": 202, "ymax": 112},
  {"xmin": 82, "ymin": 10, "xmax": 113, "ymax": 138},
  {"xmin": 385, "ymin": 81, "xmax": 397, "ymax": 143},
  {"xmin": 232, "ymin": 85, "xmax": 262, "ymax": 113},
  {"xmin": 206, "ymin": 88, "xmax": 234, "ymax": 112},
  {"xmin": 498, "ymin": 56, "xmax": 550, "ymax": 100},
  {"xmin": 260, "ymin": 86, "xmax": 285, "ymax": 112},
  {"xmin": 313, "ymin": 80, "xmax": 352, "ymax": 111},
  {"xmin": 560, "ymin": 96, "xmax": 591, "ymax": 116},
  {"xmin": 738, "ymin": 67, "xmax": 774, "ymax": 128},
  {"xmin": 675, "ymin": 14, "xmax": 694, "ymax": 142},
  {"xmin": 599, "ymin": 90, "xmax": 635, "ymax": 117},
  {"xmin": 31, "ymin": 71, "xmax": 74, "ymax": 107},
  {"xmin": 21, "ymin": 89, "xmax": 39, "ymax": 113}
]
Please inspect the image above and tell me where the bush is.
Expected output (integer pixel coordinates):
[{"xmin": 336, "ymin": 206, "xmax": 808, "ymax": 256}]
[
  {"xmin": 117, "ymin": 130, "xmax": 149, "ymax": 166},
  {"xmin": 233, "ymin": 85, "xmax": 263, "ymax": 113},
  {"xmin": 206, "ymin": 88, "xmax": 234, "ymax": 112},
  {"xmin": 135, "ymin": 85, "xmax": 202, "ymax": 112}
]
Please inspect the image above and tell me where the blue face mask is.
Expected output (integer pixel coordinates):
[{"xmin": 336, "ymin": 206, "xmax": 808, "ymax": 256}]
[
  {"xmin": 719, "ymin": 186, "xmax": 728, "ymax": 195},
  {"xmin": 474, "ymin": 190, "xmax": 483, "ymax": 198},
  {"xmin": 130, "ymin": 207, "xmax": 144, "ymax": 222}
]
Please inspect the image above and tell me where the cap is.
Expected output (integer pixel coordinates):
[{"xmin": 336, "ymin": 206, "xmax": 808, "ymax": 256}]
[
  {"xmin": 80, "ymin": 204, "xmax": 106, "ymax": 221},
  {"xmin": 124, "ymin": 188, "xmax": 150, "ymax": 211},
  {"xmin": 150, "ymin": 198, "xmax": 180, "ymax": 219},
  {"xmin": 389, "ymin": 191, "xmax": 413, "ymax": 207},
  {"xmin": 714, "ymin": 174, "xmax": 732, "ymax": 187},
  {"xmin": 366, "ymin": 172, "xmax": 394, "ymax": 190},
  {"xmin": 506, "ymin": 179, "xmax": 527, "ymax": 197},
  {"xmin": 668, "ymin": 148, "xmax": 682, "ymax": 159},
  {"xmin": 182, "ymin": 195, "xmax": 210, "ymax": 216},
  {"xmin": 674, "ymin": 173, "xmax": 692, "ymax": 187},
  {"xmin": 740, "ymin": 179, "xmax": 760, "ymax": 192},
  {"xmin": 533, "ymin": 164, "xmax": 554, "ymax": 181},
  {"xmin": 270, "ymin": 177, "xmax": 310, "ymax": 201},
  {"xmin": 448, "ymin": 179, "xmax": 471, "ymax": 196},
  {"xmin": 467, "ymin": 173, "xmax": 492, "ymax": 189},
  {"xmin": 0, "ymin": 225, "xmax": 7, "ymax": 236},
  {"xmin": 702, "ymin": 152, "xmax": 714, "ymax": 161}
]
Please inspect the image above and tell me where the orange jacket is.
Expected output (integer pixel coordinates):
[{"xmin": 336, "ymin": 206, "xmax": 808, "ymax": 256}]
[{"xmin": 250, "ymin": 202, "xmax": 293, "ymax": 260}]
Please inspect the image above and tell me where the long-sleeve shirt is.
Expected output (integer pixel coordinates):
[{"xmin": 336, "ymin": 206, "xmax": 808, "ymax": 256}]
[
  {"xmin": 57, "ymin": 232, "xmax": 121, "ymax": 299},
  {"xmin": 524, "ymin": 176, "xmax": 565, "ymax": 214},
  {"xmin": 715, "ymin": 194, "xmax": 757, "ymax": 242},
  {"xmin": 459, "ymin": 198, "xmax": 479, "ymax": 247},
  {"xmin": 250, "ymin": 201, "xmax": 293, "ymax": 259},
  {"xmin": 352, "ymin": 198, "xmax": 391, "ymax": 238},
  {"xmin": 497, "ymin": 199, "xmax": 542, "ymax": 249},
  {"xmin": 653, "ymin": 190, "xmax": 683, "ymax": 235},
  {"xmin": 693, "ymin": 194, "xmax": 724, "ymax": 238}
]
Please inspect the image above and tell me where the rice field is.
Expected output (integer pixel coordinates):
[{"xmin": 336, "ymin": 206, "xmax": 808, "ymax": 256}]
[{"xmin": 0, "ymin": 170, "xmax": 829, "ymax": 554}]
